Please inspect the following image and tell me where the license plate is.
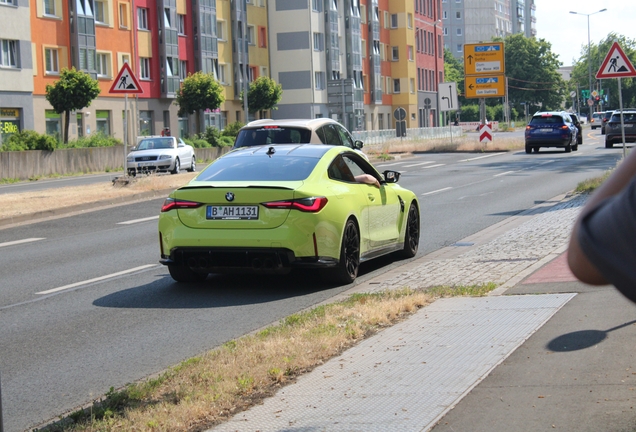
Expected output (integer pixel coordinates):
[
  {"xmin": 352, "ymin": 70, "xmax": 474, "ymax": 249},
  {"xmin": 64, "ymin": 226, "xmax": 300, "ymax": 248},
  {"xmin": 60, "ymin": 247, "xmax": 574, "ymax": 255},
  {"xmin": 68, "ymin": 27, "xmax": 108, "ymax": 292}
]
[
  {"xmin": 207, "ymin": 205, "xmax": 259, "ymax": 220},
  {"xmin": 138, "ymin": 162, "xmax": 154, "ymax": 167},
  {"xmin": 539, "ymin": 128, "xmax": 552, "ymax": 132}
]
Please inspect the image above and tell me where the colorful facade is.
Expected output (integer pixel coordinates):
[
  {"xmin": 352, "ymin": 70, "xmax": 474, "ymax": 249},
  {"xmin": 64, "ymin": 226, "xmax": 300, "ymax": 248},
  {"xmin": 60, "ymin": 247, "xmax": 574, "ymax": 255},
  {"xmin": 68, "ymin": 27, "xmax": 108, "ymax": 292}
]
[{"xmin": 2, "ymin": 0, "xmax": 448, "ymax": 145}]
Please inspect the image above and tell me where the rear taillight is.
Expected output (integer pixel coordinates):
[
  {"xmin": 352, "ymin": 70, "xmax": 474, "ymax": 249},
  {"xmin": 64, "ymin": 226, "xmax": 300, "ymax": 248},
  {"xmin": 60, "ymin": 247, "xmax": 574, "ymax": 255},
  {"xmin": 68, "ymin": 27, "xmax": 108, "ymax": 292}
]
[
  {"xmin": 261, "ymin": 197, "xmax": 328, "ymax": 212},
  {"xmin": 561, "ymin": 125, "xmax": 569, "ymax": 130},
  {"xmin": 525, "ymin": 125, "xmax": 531, "ymax": 130},
  {"xmin": 161, "ymin": 197, "xmax": 204, "ymax": 212}
]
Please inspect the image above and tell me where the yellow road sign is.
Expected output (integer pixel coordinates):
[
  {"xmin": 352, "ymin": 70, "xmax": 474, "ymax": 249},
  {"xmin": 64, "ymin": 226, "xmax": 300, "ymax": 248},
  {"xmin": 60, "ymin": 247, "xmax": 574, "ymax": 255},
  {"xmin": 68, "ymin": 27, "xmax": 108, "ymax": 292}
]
[
  {"xmin": 465, "ymin": 75, "xmax": 506, "ymax": 98},
  {"xmin": 464, "ymin": 42, "xmax": 505, "ymax": 76}
]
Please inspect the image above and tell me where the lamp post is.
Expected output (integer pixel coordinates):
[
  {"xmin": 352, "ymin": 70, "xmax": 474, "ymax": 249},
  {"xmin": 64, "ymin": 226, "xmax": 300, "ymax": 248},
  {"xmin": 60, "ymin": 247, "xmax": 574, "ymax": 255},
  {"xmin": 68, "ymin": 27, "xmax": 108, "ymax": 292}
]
[{"xmin": 569, "ymin": 9, "xmax": 607, "ymax": 122}]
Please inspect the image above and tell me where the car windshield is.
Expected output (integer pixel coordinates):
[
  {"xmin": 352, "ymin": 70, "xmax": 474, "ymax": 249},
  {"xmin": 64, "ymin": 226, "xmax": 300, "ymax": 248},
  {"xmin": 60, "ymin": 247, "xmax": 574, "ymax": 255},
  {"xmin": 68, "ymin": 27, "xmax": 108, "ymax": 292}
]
[
  {"xmin": 196, "ymin": 154, "xmax": 320, "ymax": 182},
  {"xmin": 234, "ymin": 127, "xmax": 313, "ymax": 148},
  {"xmin": 137, "ymin": 138, "xmax": 174, "ymax": 150},
  {"xmin": 530, "ymin": 115, "xmax": 564, "ymax": 125}
]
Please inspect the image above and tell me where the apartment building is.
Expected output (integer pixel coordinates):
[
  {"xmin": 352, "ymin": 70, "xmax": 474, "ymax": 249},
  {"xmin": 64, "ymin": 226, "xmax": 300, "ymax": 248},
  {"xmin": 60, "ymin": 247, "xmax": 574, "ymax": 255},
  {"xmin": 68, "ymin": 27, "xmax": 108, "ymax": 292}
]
[
  {"xmin": 443, "ymin": 0, "xmax": 535, "ymax": 60},
  {"xmin": 2, "ymin": 0, "xmax": 444, "ymax": 143},
  {"xmin": 0, "ymin": 0, "xmax": 34, "ymax": 146}
]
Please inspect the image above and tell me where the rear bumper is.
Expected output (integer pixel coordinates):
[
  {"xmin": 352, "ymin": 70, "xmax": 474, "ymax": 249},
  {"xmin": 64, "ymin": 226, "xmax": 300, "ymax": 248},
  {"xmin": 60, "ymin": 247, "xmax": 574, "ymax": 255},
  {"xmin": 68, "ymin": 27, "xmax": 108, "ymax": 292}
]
[
  {"xmin": 605, "ymin": 133, "xmax": 636, "ymax": 144},
  {"xmin": 160, "ymin": 247, "xmax": 338, "ymax": 274}
]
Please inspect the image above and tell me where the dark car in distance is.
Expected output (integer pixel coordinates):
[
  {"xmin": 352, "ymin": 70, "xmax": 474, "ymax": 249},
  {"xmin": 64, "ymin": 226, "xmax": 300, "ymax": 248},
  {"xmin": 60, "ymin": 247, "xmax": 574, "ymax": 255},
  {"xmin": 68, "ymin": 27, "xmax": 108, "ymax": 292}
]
[
  {"xmin": 525, "ymin": 111, "xmax": 578, "ymax": 153},
  {"xmin": 569, "ymin": 113, "xmax": 583, "ymax": 145},
  {"xmin": 601, "ymin": 110, "xmax": 613, "ymax": 135},
  {"xmin": 605, "ymin": 110, "xmax": 636, "ymax": 148}
]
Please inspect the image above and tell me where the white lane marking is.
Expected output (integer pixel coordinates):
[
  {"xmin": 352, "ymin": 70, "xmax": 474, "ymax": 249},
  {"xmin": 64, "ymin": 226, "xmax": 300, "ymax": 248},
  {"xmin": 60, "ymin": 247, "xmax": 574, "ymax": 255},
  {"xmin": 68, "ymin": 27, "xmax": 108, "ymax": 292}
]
[
  {"xmin": 36, "ymin": 264, "xmax": 159, "ymax": 295},
  {"xmin": 424, "ymin": 164, "xmax": 445, "ymax": 169},
  {"xmin": 375, "ymin": 162, "xmax": 408, "ymax": 168},
  {"xmin": 459, "ymin": 152, "xmax": 506, "ymax": 162},
  {"xmin": 494, "ymin": 171, "xmax": 515, "ymax": 177},
  {"xmin": 421, "ymin": 187, "xmax": 453, "ymax": 196},
  {"xmin": 0, "ymin": 238, "xmax": 46, "ymax": 248},
  {"xmin": 117, "ymin": 215, "xmax": 160, "ymax": 225},
  {"xmin": 403, "ymin": 161, "xmax": 436, "ymax": 168}
]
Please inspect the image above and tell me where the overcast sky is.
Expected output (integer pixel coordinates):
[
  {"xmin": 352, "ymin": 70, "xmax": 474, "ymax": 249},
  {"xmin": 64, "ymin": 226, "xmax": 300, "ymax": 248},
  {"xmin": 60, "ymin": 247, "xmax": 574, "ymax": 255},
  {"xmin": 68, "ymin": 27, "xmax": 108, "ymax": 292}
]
[{"xmin": 534, "ymin": 0, "xmax": 633, "ymax": 66}]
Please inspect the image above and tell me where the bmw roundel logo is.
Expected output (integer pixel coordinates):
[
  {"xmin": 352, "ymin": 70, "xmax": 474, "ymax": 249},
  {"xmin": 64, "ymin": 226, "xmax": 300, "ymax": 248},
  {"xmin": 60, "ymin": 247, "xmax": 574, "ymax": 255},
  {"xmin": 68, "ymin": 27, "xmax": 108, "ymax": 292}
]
[{"xmin": 225, "ymin": 192, "xmax": 235, "ymax": 202}]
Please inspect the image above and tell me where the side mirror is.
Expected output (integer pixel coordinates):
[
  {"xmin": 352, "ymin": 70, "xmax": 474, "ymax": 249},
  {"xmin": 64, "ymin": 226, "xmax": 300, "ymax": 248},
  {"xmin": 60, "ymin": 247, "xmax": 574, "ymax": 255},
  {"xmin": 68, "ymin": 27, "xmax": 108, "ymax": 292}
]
[
  {"xmin": 354, "ymin": 139, "xmax": 364, "ymax": 150},
  {"xmin": 383, "ymin": 170, "xmax": 400, "ymax": 183}
]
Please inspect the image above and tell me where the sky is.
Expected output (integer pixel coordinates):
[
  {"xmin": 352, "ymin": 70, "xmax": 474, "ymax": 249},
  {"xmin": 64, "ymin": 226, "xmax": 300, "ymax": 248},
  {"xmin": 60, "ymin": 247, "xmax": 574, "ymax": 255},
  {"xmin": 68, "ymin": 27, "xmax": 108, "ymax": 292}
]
[{"xmin": 534, "ymin": 0, "xmax": 634, "ymax": 66}]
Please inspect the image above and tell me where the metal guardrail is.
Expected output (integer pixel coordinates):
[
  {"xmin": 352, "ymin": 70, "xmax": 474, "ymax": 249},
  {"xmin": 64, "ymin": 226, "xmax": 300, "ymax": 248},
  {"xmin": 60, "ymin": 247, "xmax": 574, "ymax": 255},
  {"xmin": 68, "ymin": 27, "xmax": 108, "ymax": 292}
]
[{"xmin": 352, "ymin": 126, "xmax": 464, "ymax": 148}]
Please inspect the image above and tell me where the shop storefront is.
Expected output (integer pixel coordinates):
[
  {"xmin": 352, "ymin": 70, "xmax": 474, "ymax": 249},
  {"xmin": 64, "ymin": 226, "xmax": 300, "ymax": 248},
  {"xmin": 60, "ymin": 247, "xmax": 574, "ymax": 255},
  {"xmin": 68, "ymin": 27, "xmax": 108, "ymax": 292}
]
[{"xmin": 0, "ymin": 108, "xmax": 21, "ymax": 146}]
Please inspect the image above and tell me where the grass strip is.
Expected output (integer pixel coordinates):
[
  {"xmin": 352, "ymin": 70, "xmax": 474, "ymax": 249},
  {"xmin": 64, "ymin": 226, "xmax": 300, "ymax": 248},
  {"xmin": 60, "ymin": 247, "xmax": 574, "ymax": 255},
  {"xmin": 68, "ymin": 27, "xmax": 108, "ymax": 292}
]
[{"xmin": 37, "ymin": 284, "xmax": 498, "ymax": 432}]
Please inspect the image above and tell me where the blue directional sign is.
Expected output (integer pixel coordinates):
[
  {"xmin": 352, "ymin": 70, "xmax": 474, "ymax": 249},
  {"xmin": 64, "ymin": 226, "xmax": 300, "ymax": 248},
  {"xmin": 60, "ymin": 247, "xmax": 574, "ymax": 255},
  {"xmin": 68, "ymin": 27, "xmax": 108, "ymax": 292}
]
[{"xmin": 474, "ymin": 45, "xmax": 501, "ymax": 52}]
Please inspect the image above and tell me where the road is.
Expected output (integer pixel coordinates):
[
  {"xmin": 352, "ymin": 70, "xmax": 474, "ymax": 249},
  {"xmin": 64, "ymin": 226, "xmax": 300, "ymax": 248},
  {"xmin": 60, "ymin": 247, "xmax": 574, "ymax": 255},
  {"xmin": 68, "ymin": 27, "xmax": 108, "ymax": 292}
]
[{"xmin": 0, "ymin": 130, "xmax": 624, "ymax": 431}]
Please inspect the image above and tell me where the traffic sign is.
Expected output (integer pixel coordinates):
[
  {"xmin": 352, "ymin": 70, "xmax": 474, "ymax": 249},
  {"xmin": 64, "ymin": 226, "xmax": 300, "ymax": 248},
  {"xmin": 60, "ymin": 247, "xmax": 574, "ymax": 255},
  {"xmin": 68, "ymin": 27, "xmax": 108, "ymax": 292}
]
[
  {"xmin": 463, "ymin": 42, "xmax": 505, "ymax": 76},
  {"xmin": 109, "ymin": 63, "xmax": 143, "ymax": 94},
  {"xmin": 465, "ymin": 75, "xmax": 506, "ymax": 98},
  {"xmin": 596, "ymin": 42, "xmax": 636, "ymax": 79},
  {"xmin": 479, "ymin": 124, "xmax": 492, "ymax": 143},
  {"xmin": 438, "ymin": 82, "xmax": 459, "ymax": 112},
  {"xmin": 393, "ymin": 107, "xmax": 406, "ymax": 121}
]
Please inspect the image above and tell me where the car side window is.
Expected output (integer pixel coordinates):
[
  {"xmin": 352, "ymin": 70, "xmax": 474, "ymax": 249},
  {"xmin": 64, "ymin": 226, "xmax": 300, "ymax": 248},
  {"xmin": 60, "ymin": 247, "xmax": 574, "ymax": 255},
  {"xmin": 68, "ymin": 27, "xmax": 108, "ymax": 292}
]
[
  {"xmin": 335, "ymin": 124, "xmax": 354, "ymax": 149},
  {"xmin": 322, "ymin": 125, "xmax": 343, "ymax": 146},
  {"xmin": 328, "ymin": 155, "xmax": 356, "ymax": 182},
  {"xmin": 316, "ymin": 126, "xmax": 328, "ymax": 144}
]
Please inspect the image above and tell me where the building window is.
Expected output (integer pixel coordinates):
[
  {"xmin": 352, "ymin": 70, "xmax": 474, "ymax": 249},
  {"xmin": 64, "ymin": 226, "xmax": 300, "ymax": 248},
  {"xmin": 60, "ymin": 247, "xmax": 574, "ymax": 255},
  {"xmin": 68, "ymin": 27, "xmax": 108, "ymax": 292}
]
[
  {"xmin": 45, "ymin": 110, "xmax": 61, "ymax": 140},
  {"xmin": 0, "ymin": 0, "xmax": 17, "ymax": 5},
  {"xmin": 391, "ymin": 46, "xmax": 399, "ymax": 61},
  {"xmin": 96, "ymin": 110, "xmax": 110, "ymax": 135},
  {"xmin": 315, "ymin": 71, "xmax": 325, "ymax": 90},
  {"xmin": 44, "ymin": 0, "xmax": 56, "ymax": 16},
  {"xmin": 456, "ymin": 28, "xmax": 462, "ymax": 36},
  {"xmin": 407, "ymin": 45, "xmax": 413, "ymax": 61},
  {"xmin": 94, "ymin": 0, "xmax": 106, "ymax": 24},
  {"xmin": 410, "ymin": 78, "xmax": 415, "ymax": 94},
  {"xmin": 313, "ymin": 32, "xmax": 324, "ymax": 51},
  {"xmin": 0, "ymin": 40, "xmax": 18, "ymax": 68},
  {"xmin": 390, "ymin": 13, "xmax": 398, "ymax": 28},
  {"xmin": 456, "ymin": 11, "xmax": 461, "ymax": 19},
  {"xmin": 44, "ymin": 47, "xmax": 59, "ymax": 73},
  {"xmin": 246, "ymin": 25, "xmax": 255, "ymax": 45},
  {"xmin": 443, "ymin": 11, "xmax": 447, "ymax": 19},
  {"xmin": 166, "ymin": 57, "xmax": 178, "ymax": 77},
  {"xmin": 393, "ymin": 79, "xmax": 400, "ymax": 93},
  {"xmin": 119, "ymin": 2, "xmax": 129, "ymax": 28},
  {"xmin": 177, "ymin": 14, "xmax": 185, "ymax": 35},
  {"xmin": 137, "ymin": 7, "xmax": 148, "ymax": 30},
  {"xmin": 217, "ymin": 21, "xmax": 226, "ymax": 40},
  {"xmin": 179, "ymin": 60, "xmax": 187, "ymax": 81},
  {"xmin": 456, "ymin": 44, "xmax": 463, "ymax": 52},
  {"xmin": 383, "ymin": 11, "xmax": 389, "ymax": 28},
  {"xmin": 139, "ymin": 57, "xmax": 150, "ymax": 79},
  {"xmin": 258, "ymin": 27, "xmax": 267, "ymax": 48},
  {"xmin": 407, "ymin": 13, "xmax": 412, "ymax": 28},
  {"xmin": 218, "ymin": 63, "xmax": 226, "ymax": 84},
  {"xmin": 360, "ymin": 5, "xmax": 366, "ymax": 23},
  {"xmin": 139, "ymin": 110, "xmax": 153, "ymax": 136},
  {"xmin": 361, "ymin": 39, "xmax": 366, "ymax": 58},
  {"xmin": 96, "ymin": 52, "xmax": 110, "ymax": 77},
  {"xmin": 312, "ymin": 0, "xmax": 321, "ymax": 11}
]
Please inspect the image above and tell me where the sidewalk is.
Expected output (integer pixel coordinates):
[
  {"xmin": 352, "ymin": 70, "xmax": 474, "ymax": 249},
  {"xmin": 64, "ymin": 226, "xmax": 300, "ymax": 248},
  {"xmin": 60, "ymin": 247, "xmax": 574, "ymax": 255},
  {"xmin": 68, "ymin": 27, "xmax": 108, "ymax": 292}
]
[{"xmin": 208, "ymin": 192, "xmax": 636, "ymax": 431}]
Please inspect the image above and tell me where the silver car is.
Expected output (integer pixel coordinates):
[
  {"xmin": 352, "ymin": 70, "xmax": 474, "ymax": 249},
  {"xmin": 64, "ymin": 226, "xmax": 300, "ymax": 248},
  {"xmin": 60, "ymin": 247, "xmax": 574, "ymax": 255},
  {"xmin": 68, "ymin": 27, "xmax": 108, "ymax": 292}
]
[{"xmin": 127, "ymin": 136, "xmax": 196, "ymax": 176}]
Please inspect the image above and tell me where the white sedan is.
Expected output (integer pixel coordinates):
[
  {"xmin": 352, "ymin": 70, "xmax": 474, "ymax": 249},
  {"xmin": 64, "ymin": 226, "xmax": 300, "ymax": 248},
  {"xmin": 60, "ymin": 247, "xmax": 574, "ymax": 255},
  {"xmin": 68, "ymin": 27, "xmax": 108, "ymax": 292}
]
[{"xmin": 127, "ymin": 136, "xmax": 196, "ymax": 176}]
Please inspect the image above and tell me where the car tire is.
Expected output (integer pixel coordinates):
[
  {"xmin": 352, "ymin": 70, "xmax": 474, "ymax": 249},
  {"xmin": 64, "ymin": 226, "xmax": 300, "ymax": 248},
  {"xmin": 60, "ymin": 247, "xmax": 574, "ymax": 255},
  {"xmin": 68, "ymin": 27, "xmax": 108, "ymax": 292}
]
[
  {"xmin": 398, "ymin": 202, "xmax": 420, "ymax": 259},
  {"xmin": 573, "ymin": 144, "xmax": 578, "ymax": 151},
  {"xmin": 533, "ymin": 147, "xmax": 540, "ymax": 153},
  {"xmin": 171, "ymin": 158, "xmax": 180, "ymax": 175},
  {"xmin": 323, "ymin": 219, "xmax": 360, "ymax": 284},
  {"xmin": 565, "ymin": 140, "xmax": 572, "ymax": 153},
  {"xmin": 168, "ymin": 264, "xmax": 208, "ymax": 282},
  {"xmin": 128, "ymin": 169, "xmax": 136, "ymax": 177},
  {"xmin": 188, "ymin": 157, "xmax": 196, "ymax": 172},
  {"xmin": 525, "ymin": 145, "xmax": 532, "ymax": 154},
  {"xmin": 606, "ymin": 140, "xmax": 613, "ymax": 148}
]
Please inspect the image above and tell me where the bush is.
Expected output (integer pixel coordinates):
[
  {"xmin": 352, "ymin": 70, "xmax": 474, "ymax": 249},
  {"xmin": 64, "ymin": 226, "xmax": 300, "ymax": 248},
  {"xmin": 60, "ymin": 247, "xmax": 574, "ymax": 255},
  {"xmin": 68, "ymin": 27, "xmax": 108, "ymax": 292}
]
[
  {"xmin": 202, "ymin": 126, "xmax": 222, "ymax": 147},
  {"xmin": 64, "ymin": 131, "xmax": 122, "ymax": 148},
  {"xmin": 221, "ymin": 121, "xmax": 244, "ymax": 138},
  {"xmin": 218, "ymin": 136, "xmax": 235, "ymax": 147},
  {"xmin": 2, "ymin": 130, "xmax": 58, "ymax": 151}
]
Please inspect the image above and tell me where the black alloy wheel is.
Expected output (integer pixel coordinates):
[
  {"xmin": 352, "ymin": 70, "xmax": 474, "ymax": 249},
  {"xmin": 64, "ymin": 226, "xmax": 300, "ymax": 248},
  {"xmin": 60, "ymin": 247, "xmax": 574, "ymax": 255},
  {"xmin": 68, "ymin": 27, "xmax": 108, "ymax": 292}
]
[
  {"xmin": 399, "ymin": 203, "xmax": 420, "ymax": 258},
  {"xmin": 324, "ymin": 219, "xmax": 360, "ymax": 284}
]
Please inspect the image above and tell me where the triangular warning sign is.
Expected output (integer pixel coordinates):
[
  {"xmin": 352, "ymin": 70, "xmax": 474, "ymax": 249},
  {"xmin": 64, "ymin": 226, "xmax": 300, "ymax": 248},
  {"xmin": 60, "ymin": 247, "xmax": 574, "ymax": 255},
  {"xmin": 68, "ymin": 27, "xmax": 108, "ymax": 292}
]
[
  {"xmin": 109, "ymin": 62, "xmax": 143, "ymax": 94},
  {"xmin": 596, "ymin": 42, "xmax": 636, "ymax": 79}
]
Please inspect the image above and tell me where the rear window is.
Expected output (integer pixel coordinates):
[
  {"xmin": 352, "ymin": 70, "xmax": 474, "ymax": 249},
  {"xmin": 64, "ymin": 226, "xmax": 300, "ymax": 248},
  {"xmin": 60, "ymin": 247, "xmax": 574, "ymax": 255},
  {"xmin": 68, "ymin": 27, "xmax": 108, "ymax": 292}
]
[
  {"xmin": 610, "ymin": 113, "xmax": 636, "ymax": 122},
  {"xmin": 234, "ymin": 127, "xmax": 313, "ymax": 148},
  {"xmin": 196, "ymin": 154, "xmax": 320, "ymax": 182},
  {"xmin": 530, "ymin": 115, "xmax": 564, "ymax": 125}
]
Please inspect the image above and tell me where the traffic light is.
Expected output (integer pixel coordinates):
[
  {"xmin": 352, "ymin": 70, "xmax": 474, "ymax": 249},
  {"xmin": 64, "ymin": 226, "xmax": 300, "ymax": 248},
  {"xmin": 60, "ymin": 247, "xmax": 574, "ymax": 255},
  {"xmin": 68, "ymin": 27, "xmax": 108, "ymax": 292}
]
[{"xmin": 595, "ymin": 95, "xmax": 601, "ymax": 102}]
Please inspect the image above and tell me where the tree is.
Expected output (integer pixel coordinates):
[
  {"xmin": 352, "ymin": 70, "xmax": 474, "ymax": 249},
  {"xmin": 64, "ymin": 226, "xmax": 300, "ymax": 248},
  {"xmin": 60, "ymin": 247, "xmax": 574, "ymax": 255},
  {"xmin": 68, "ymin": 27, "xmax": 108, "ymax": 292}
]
[
  {"xmin": 243, "ymin": 76, "xmax": 283, "ymax": 117},
  {"xmin": 175, "ymin": 71, "xmax": 225, "ymax": 133},
  {"xmin": 569, "ymin": 33, "xmax": 636, "ymax": 111},
  {"xmin": 45, "ymin": 68, "xmax": 101, "ymax": 144},
  {"xmin": 495, "ymin": 34, "xmax": 565, "ymax": 114}
]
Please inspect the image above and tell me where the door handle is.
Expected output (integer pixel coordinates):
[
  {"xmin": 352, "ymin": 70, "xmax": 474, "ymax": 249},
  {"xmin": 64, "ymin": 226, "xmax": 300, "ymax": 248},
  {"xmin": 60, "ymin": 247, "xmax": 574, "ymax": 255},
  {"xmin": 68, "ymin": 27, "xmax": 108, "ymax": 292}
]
[{"xmin": 367, "ymin": 194, "xmax": 375, "ymax": 202}]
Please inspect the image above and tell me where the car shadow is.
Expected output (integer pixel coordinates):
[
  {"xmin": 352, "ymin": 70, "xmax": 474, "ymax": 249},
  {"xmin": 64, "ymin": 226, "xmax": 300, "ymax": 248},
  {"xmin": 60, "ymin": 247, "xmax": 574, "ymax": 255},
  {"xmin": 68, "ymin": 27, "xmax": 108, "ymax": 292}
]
[{"xmin": 92, "ymin": 268, "xmax": 364, "ymax": 310}]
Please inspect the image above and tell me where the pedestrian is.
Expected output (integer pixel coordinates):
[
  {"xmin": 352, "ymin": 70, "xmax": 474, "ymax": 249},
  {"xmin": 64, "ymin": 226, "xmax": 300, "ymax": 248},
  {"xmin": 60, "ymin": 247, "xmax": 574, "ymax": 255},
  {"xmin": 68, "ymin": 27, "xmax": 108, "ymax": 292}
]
[{"xmin": 568, "ymin": 148, "xmax": 636, "ymax": 303}]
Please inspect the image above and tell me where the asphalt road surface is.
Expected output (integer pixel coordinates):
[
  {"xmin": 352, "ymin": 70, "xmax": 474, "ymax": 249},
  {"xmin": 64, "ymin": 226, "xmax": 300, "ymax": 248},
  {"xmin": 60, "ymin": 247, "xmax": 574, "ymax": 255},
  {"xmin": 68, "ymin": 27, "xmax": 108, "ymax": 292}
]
[{"xmin": 0, "ymin": 130, "xmax": 625, "ymax": 431}]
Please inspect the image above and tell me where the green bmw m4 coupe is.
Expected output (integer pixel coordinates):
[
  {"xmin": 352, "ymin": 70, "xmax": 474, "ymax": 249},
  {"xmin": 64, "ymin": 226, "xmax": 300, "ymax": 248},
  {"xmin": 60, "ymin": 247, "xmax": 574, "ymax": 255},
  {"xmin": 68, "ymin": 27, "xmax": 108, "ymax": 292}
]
[{"xmin": 158, "ymin": 144, "xmax": 420, "ymax": 285}]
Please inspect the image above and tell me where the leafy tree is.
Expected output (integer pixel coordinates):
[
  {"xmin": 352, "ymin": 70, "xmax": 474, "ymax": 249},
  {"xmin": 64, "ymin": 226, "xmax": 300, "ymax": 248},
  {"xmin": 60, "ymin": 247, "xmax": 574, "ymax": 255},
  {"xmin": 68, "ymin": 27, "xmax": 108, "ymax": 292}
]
[
  {"xmin": 569, "ymin": 33, "xmax": 636, "ymax": 111},
  {"xmin": 242, "ymin": 76, "xmax": 283, "ymax": 117},
  {"xmin": 494, "ymin": 34, "xmax": 565, "ymax": 114},
  {"xmin": 45, "ymin": 68, "xmax": 101, "ymax": 144},
  {"xmin": 175, "ymin": 72, "xmax": 225, "ymax": 133}
]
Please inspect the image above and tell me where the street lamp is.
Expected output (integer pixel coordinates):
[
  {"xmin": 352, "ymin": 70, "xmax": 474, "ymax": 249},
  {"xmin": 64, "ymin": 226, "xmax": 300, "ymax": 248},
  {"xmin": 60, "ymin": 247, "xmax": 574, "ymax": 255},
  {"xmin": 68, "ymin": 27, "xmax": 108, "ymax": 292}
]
[{"xmin": 569, "ymin": 9, "xmax": 607, "ymax": 122}]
